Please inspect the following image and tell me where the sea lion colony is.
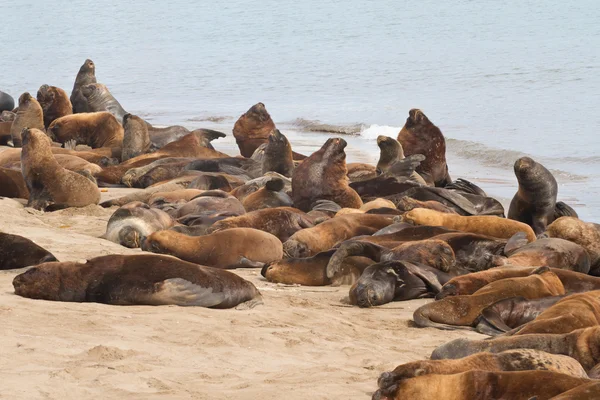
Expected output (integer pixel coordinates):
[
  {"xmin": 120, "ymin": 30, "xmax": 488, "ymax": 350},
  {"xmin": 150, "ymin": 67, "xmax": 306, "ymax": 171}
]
[{"xmin": 1, "ymin": 60, "xmax": 599, "ymax": 399}]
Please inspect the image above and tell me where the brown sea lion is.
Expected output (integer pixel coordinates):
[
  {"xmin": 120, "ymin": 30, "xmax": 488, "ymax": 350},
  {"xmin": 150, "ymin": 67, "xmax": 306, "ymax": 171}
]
[
  {"xmin": 120, "ymin": 157, "xmax": 194, "ymax": 187},
  {"xmin": 13, "ymin": 253, "xmax": 261, "ymax": 308},
  {"xmin": 262, "ymin": 128, "xmax": 294, "ymax": 177},
  {"xmin": 283, "ymin": 213, "xmax": 394, "ymax": 258},
  {"xmin": 376, "ymin": 135, "xmax": 427, "ymax": 184},
  {"xmin": 36, "ymin": 84, "xmax": 72, "ymax": 129},
  {"xmin": 373, "ymin": 368, "xmax": 589, "ymax": 400},
  {"xmin": 47, "ymin": 112, "xmax": 124, "ymax": 149},
  {"xmin": 233, "ymin": 102, "xmax": 276, "ymax": 157},
  {"xmin": 396, "ymin": 108, "xmax": 451, "ymax": 187},
  {"xmin": 0, "ymin": 121, "xmax": 12, "ymax": 145},
  {"xmin": 21, "ymin": 128, "xmax": 100, "ymax": 210},
  {"xmin": 121, "ymin": 113, "xmax": 151, "ymax": 161},
  {"xmin": 508, "ymin": 157, "xmax": 558, "ymax": 235},
  {"xmin": 413, "ymin": 267, "xmax": 565, "ymax": 330},
  {"xmin": 242, "ymin": 178, "xmax": 293, "ymax": 211},
  {"xmin": 10, "ymin": 93, "xmax": 45, "ymax": 147},
  {"xmin": 360, "ymin": 198, "xmax": 397, "ymax": 212},
  {"xmin": 430, "ymin": 326, "xmax": 600, "ymax": 372},
  {"xmin": 103, "ymin": 201, "xmax": 175, "ymax": 248},
  {"xmin": 3, "ymin": 154, "xmax": 104, "ymax": 177},
  {"xmin": 547, "ymin": 217, "xmax": 600, "ymax": 275},
  {"xmin": 402, "ymin": 208, "xmax": 536, "ymax": 242},
  {"xmin": 396, "ymin": 196, "xmax": 458, "ymax": 214},
  {"xmin": 80, "ymin": 82, "xmax": 129, "ymax": 124},
  {"xmin": 175, "ymin": 190, "xmax": 245, "ymax": 219},
  {"xmin": 130, "ymin": 160, "xmax": 192, "ymax": 188},
  {"xmin": 0, "ymin": 166, "xmax": 29, "ymax": 199},
  {"xmin": 70, "ymin": 59, "xmax": 96, "ymax": 113},
  {"xmin": 142, "ymin": 228, "xmax": 283, "ymax": 269},
  {"xmin": 0, "ymin": 232, "xmax": 57, "ymax": 269},
  {"xmin": 292, "ymin": 137, "xmax": 363, "ymax": 212},
  {"xmin": 546, "ymin": 381, "xmax": 600, "ymax": 399}
]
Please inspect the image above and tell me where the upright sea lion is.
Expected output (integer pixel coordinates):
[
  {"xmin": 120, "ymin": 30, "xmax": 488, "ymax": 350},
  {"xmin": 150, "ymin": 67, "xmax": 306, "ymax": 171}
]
[
  {"xmin": 0, "ymin": 232, "xmax": 57, "ymax": 269},
  {"xmin": 402, "ymin": 208, "xmax": 536, "ymax": 242},
  {"xmin": 13, "ymin": 253, "xmax": 261, "ymax": 309},
  {"xmin": 547, "ymin": 217, "xmax": 600, "ymax": 275},
  {"xmin": 10, "ymin": 93, "xmax": 45, "ymax": 147},
  {"xmin": 292, "ymin": 138, "xmax": 363, "ymax": 211},
  {"xmin": 262, "ymin": 128, "xmax": 294, "ymax": 177},
  {"xmin": 242, "ymin": 177, "xmax": 293, "ymax": 211},
  {"xmin": 142, "ymin": 228, "xmax": 283, "ymax": 269},
  {"xmin": 21, "ymin": 128, "xmax": 100, "ymax": 210},
  {"xmin": 233, "ymin": 102, "xmax": 276, "ymax": 157},
  {"xmin": 47, "ymin": 112, "xmax": 124, "ymax": 149},
  {"xmin": 376, "ymin": 135, "xmax": 427, "ymax": 184},
  {"xmin": 0, "ymin": 90, "xmax": 15, "ymax": 112},
  {"xmin": 121, "ymin": 113, "xmax": 151, "ymax": 161},
  {"xmin": 0, "ymin": 166, "xmax": 29, "ymax": 199},
  {"xmin": 81, "ymin": 83, "xmax": 128, "ymax": 124},
  {"xmin": 70, "ymin": 59, "xmax": 96, "ymax": 113},
  {"xmin": 36, "ymin": 84, "xmax": 73, "ymax": 129},
  {"xmin": 397, "ymin": 108, "xmax": 451, "ymax": 187},
  {"xmin": 508, "ymin": 157, "xmax": 558, "ymax": 235}
]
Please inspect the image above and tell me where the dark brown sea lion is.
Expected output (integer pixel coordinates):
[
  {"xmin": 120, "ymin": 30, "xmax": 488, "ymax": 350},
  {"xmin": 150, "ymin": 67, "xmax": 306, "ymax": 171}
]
[
  {"xmin": 547, "ymin": 381, "xmax": 600, "ymax": 399},
  {"xmin": 13, "ymin": 253, "xmax": 261, "ymax": 308},
  {"xmin": 70, "ymin": 59, "xmax": 96, "ymax": 113},
  {"xmin": 508, "ymin": 157, "xmax": 558, "ymax": 235},
  {"xmin": 175, "ymin": 190, "xmax": 246, "ymax": 219},
  {"xmin": 185, "ymin": 157, "xmax": 260, "ymax": 179},
  {"xmin": 262, "ymin": 128, "xmax": 294, "ymax": 177},
  {"xmin": 376, "ymin": 135, "xmax": 427, "ymax": 184},
  {"xmin": 10, "ymin": 93, "xmax": 45, "ymax": 147},
  {"xmin": 81, "ymin": 83, "xmax": 128, "ymax": 124},
  {"xmin": 413, "ymin": 267, "xmax": 565, "ymax": 330},
  {"xmin": 547, "ymin": 217, "xmax": 600, "ymax": 275},
  {"xmin": 242, "ymin": 178, "xmax": 293, "ymax": 211},
  {"xmin": 397, "ymin": 108, "xmax": 451, "ymax": 187},
  {"xmin": 292, "ymin": 137, "xmax": 363, "ymax": 211},
  {"xmin": 103, "ymin": 201, "xmax": 175, "ymax": 248},
  {"xmin": 0, "ymin": 90, "xmax": 14, "ymax": 112},
  {"xmin": 0, "ymin": 166, "xmax": 29, "ymax": 198},
  {"xmin": 0, "ymin": 232, "xmax": 57, "ymax": 269},
  {"xmin": 47, "ymin": 112, "xmax": 124, "ymax": 149},
  {"xmin": 21, "ymin": 128, "xmax": 100, "ymax": 210},
  {"xmin": 121, "ymin": 113, "xmax": 151, "ymax": 161},
  {"xmin": 430, "ymin": 326, "xmax": 600, "ymax": 372},
  {"xmin": 233, "ymin": 102, "xmax": 276, "ymax": 157},
  {"xmin": 142, "ymin": 228, "xmax": 283, "ymax": 269},
  {"xmin": 36, "ymin": 84, "xmax": 72, "ymax": 129}
]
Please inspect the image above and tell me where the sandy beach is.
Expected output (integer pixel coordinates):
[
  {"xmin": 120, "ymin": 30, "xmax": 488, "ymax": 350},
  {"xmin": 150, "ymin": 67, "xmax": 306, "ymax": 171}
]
[{"xmin": 0, "ymin": 193, "xmax": 485, "ymax": 399}]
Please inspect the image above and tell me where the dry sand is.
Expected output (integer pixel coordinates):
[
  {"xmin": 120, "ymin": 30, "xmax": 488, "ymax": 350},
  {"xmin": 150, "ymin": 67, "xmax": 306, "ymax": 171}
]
[{"xmin": 0, "ymin": 192, "xmax": 485, "ymax": 399}]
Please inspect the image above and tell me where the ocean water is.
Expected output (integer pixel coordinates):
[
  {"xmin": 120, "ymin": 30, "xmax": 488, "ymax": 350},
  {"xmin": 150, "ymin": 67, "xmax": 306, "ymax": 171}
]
[{"xmin": 1, "ymin": 1, "xmax": 598, "ymax": 219}]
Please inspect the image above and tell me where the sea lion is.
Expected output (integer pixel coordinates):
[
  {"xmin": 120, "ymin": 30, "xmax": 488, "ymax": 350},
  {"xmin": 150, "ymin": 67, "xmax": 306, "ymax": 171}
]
[
  {"xmin": 185, "ymin": 157, "xmax": 260, "ymax": 179},
  {"xmin": 292, "ymin": 138, "xmax": 363, "ymax": 211},
  {"xmin": 36, "ymin": 84, "xmax": 72, "ymax": 129},
  {"xmin": 21, "ymin": 128, "xmax": 100, "ymax": 210},
  {"xmin": 376, "ymin": 135, "xmax": 427, "ymax": 184},
  {"xmin": 148, "ymin": 189, "xmax": 204, "ymax": 209},
  {"xmin": 0, "ymin": 90, "xmax": 15, "ymax": 112},
  {"xmin": 233, "ymin": 102, "xmax": 276, "ymax": 157},
  {"xmin": 396, "ymin": 196, "xmax": 458, "ymax": 214},
  {"xmin": 81, "ymin": 83, "xmax": 129, "ymax": 124},
  {"xmin": 412, "ymin": 267, "xmax": 565, "ymax": 330},
  {"xmin": 262, "ymin": 128, "xmax": 294, "ymax": 177},
  {"xmin": 0, "ymin": 121, "xmax": 12, "ymax": 145},
  {"xmin": 47, "ymin": 112, "xmax": 124, "ymax": 149},
  {"xmin": 172, "ymin": 211, "xmax": 242, "ymax": 236},
  {"xmin": 175, "ymin": 190, "xmax": 246, "ymax": 219},
  {"xmin": 13, "ymin": 253, "xmax": 261, "ymax": 309},
  {"xmin": 546, "ymin": 217, "xmax": 600, "ymax": 275},
  {"xmin": 10, "ymin": 92, "xmax": 45, "ymax": 147},
  {"xmin": 121, "ymin": 157, "xmax": 194, "ymax": 187},
  {"xmin": 0, "ymin": 232, "xmax": 57, "ymax": 269},
  {"xmin": 130, "ymin": 160, "xmax": 192, "ymax": 188},
  {"xmin": 283, "ymin": 213, "xmax": 394, "ymax": 258},
  {"xmin": 508, "ymin": 157, "xmax": 558, "ymax": 235},
  {"xmin": 373, "ymin": 370, "xmax": 588, "ymax": 400},
  {"xmin": 346, "ymin": 163, "xmax": 378, "ymax": 182},
  {"xmin": 402, "ymin": 208, "xmax": 536, "ymax": 242},
  {"xmin": 430, "ymin": 326, "xmax": 600, "ymax": 372},
  {"xmin": 396, "ymin": 108, "xmax": 451, "ymax": 187},
  {"xmin": 70, "ymin": 59, "xmax": 96, "ymax": 113},
  {"xmin": 121, "ymin": 113, "xmax": 151, "ymax": 161},
  {"xmin": 0, "ymin": 166, "xmax": 29, "ymax": 199},
  {"xmin": 103, "ymin": 201, "xmax": 175, "ymax": 248},
  {"xmin": 147, "ymin": 125, "xmax": 193, "ymax": 149},
  {"xmin": 546, "ymin": 381, "xmax": 600, "ymax": 399},
  {"xmin": 142, "ymin": 228, "xmax": 283, "ymax": 269},
  {"xmin": 360, "ymin": 198, "xmax": 397, "ymax": 212},
  {"xmin": 242, "ymin": 178, "xmax": 293, "ymax": 211}
]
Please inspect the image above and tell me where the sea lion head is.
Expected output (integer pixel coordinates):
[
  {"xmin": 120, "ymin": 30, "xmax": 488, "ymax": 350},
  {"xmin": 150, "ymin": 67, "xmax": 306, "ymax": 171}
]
[
  {"xmin": 246, "ymin": 102, "xmax": 270, "ymax": 122},
  {"xmin": 118, "ymin": 226, "xmax": 144, "ymax": 248},
  {"xmin": 322, "ymin": 137, "xmax": 347, "ymax": 160},
  {"xmin": 513, "ymin": 156, "xmax": 539, "ymax": 182},
  {"xmin": 80, "ymin": 59, "xmax": 95, "ymax": 74},
  {"xmin": 36, "ymin": 84, "xmax": 53, "ymax": 102},
  {"xmin": 18, "ymin": 92, "xmax": 33, "ymax": 106},
  {"xmin": 267, "ymin": 128, "xmax": 289, "ymax": 146},
  {"xmin": 13, "ymin": 262, "xmax": 85, "ymax": 301},
  {"xmin": 376, "ymin": 135, "xmax": 404, "ymax": 173},
  {"xmin": 405, "ymin": 108, "xmax": 430, "ymax": 128},
  {"xmin": 45, "ymin": 121, "xmax": 59, "ymax": 141},
  {"xmin": 349, "ymin": 262, "xmax": 408, "ymax": 307}
]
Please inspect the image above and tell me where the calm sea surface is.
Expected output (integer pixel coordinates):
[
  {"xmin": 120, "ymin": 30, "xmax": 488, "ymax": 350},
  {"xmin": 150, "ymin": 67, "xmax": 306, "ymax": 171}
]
[{"xmin": 1, "ymin": 1, "xmax": 599, "ymax": 219}]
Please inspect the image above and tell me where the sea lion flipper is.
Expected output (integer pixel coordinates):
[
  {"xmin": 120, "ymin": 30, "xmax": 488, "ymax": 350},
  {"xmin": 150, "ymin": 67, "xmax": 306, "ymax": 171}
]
[
  {"xmin": 387, "ymin": 154, "xmax": 425, "ymax": 178},
  {"xmin": 504, "ymin": 231, "xmax": 529, "ymax": 256},
  {"xmin": 151, "ymin": 278, "xmax": 226, "ymax": 307}
]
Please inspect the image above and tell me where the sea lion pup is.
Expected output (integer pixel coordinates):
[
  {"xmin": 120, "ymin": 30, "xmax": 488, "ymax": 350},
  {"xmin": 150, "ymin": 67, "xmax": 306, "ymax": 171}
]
[
  {"xmin": 121, "ymin": 113, "xmax": 151, "ymax": 161},
  {"xmin": 70, "ymin": 59, "xmax": 96, "ymax": 113},
  {"xmin": 546, "ymin": 381, "xmax": 600, "ymax": 400},
  {"xmin": 81, "ymin": 82, "xmax": 129, "ymax": 124},
  {"xmin": 208, "ymin": 207, "xmax": 314, "ymax": 242},
  {"xmin": 142, "ymin": 228, "xmax": 283, "ymax": 269},
  {"xmin": 372, "ymin": 370, "xmax": 588, "ymax": 400},
  {"xmin": 0, "ymin": 90, "xmax": 15, "ymax": 112},
  {"xmin": 36, "ymin": 84, "xmax": 72, "ymax": 129},
  {"xmin": 262, "ymin": 128, "xmax": 294, "ymax": 177},
  {"xmin": 174, "ymin": 190, "xmax": 246, "ymax": 219},
  {"xmin": 376, "ymin": 135, "xmax": 427, "ymax": 184},
  {"xmin": 242, "ymin": 178, "xmax": 293, "ymax": 211},
  {"xmin": 396, "ymin": 108, "xmax": 451, "ymax": 187},
  {"xmin": 547, "ymin": 217, "xmax": 600, "ymax": 275},
  {"xmin": 0, "ymin": 166, "xmax": 29, "ymax": 199},
  {"xmin": 402, "ymin": 208, "xmax": 536, "ymax": 242},
  {"xmin": 396, "ymin": 196, "xmax": 458, "ymax": 214},
  {"xmin": 10, "ymin": 92, "xmax": 45, "ymax": 147},
  {"xmin": 0, "ymin": 232, "xmax": 57, "ymax": 269},
  {"xmin": 508, "ymin": 157, "xmax": 558, "ymax": 235},
  {"xmin": 282, "ymin": 213, "xmax": 395, "ymax": 258},
  {"xmin": 412, "ymin": 267, "xmax": 565, "ymax": 330},
  {"xmin": 103, "ymin": 201, "xmax": 175, "ymax": 248},
  {"xmin": 233, "ymin": 102, "xmax": 276, "ymax": 157},
  {"xmin": 13, "ymin": 253, "xmax": 261, "ymax": 308},
  {"xmin": 21, "ymin": 128, "xmax": 100, "ymax": 211},
  {"xmin": 350, "ymin": 260, "xmax": 452, "ymax": 307},
  {"xmin": 47, "ymin": 112, "xmax": 124, "ymax": 149},
  {"xmin": 292, "ymin": 137, "xmax": 363, "ymax": 212}
]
